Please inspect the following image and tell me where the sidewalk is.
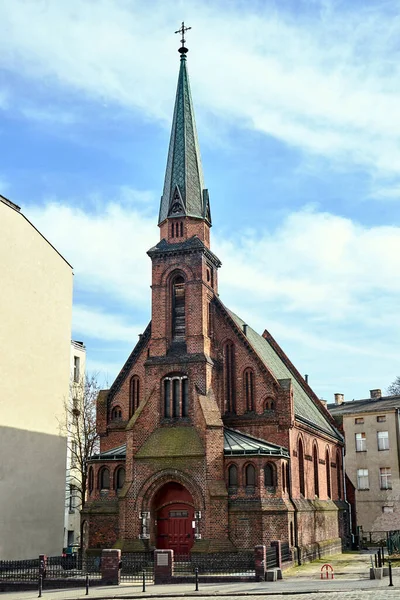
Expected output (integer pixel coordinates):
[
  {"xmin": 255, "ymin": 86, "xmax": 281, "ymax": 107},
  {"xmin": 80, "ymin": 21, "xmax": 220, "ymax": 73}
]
[{"xmin": 1, "ymin": 552, "xmax": 398, "ymax": 599}]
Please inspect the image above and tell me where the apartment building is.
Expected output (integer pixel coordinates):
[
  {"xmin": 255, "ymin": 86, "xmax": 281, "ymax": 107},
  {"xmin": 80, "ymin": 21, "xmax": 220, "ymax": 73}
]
[
  {"xmin": 329, "ymin": 390, "xmax": 400, "ymax": 539},
  {"xmin": 0, "ymin": 195, "xmax": 73, "ymax": 559}
]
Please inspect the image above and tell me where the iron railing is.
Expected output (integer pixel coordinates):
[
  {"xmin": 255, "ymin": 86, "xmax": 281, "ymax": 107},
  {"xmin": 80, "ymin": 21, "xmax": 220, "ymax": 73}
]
[
  {"xmin": 0, "ymin": 555, "xmax": 101, "ymax": 586},
  {"xmin": 174, "ymin": 552, "xmax": 255, "ymax": 577},
  {"xmin": 281, "ymin": 542, "xmax": 292, "ymax": 563},
  {"xmin": 120, "ymin": 552, "xmax": 154, "ymax": 582}
]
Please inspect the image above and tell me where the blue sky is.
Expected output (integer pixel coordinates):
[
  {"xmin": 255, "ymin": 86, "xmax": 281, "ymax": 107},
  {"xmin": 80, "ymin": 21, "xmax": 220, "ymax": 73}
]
[{"xmin": 1, "ymin": 0, "xmax": 400, "ymax": 401}]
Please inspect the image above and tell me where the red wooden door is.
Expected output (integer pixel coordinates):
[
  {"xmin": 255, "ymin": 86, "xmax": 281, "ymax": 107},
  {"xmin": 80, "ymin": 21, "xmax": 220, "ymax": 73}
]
[{"xmin": 156, "ymin": 503, "xmax": 194, "ymax": 554}]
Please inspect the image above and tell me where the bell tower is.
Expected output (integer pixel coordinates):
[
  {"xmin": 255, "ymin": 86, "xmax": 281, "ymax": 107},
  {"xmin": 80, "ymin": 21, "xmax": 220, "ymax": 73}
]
[{"xmin": 147, "ymin": 24, "xmax": 220, "ymax": 362}]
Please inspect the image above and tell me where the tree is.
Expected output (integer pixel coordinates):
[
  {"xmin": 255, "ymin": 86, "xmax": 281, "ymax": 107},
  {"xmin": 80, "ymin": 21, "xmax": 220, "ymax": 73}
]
[
  {"xmin": 59, "ymin": 373, "xmax": 101, "ymax": 512},
  {"xmin": 387, "ymin": 376, "xmax": 400, "ymax": 396}
]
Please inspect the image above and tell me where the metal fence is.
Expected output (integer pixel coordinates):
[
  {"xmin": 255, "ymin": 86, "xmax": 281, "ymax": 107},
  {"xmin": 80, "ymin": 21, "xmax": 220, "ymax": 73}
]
[
  {"xmin": 266, "ymin": 547, "xmax": 278, "ymax": 569},
  {"xmin": 0, "ymin": 555, "xmax": 101, "ymax": 588},
  {"xmin": 281, "ymin": 542, "xmax": 292, "ymax": 563},
  {"xmin": 174, "ymin": 551, "xmax": 255, "ymax": 578},
  {"xmin": 120, "ymin": 552, "xmax": 154, "ymax": 582},
  {"xmin": 388, "ymin": 531, "xmax": 400, "ymax": 555}
]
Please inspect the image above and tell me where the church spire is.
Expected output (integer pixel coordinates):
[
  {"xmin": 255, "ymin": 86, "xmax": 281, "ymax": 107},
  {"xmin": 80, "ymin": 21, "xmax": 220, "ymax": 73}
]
[{"xmin": 158, "ymin": 23, "xmax": 211, "ymax": 227}]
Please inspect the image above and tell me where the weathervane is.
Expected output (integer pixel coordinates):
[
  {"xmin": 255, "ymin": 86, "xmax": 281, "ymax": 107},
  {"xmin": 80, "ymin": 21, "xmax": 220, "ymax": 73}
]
[{"xmin": 175, "ymin": 21, "xmax": 191, "ymax": 55}]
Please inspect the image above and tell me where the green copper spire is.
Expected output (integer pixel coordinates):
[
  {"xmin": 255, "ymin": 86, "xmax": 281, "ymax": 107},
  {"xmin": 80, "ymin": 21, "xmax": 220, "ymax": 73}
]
[{"xmin": 158, "ymin": 27, "xmax": 211, "ymax": 226}]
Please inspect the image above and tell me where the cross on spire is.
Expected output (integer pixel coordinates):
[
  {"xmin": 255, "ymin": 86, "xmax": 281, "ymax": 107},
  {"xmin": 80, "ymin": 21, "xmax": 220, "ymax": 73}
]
[{"xmin": 175, "ymin": 21, "xmax": 191, "ymax": 55}]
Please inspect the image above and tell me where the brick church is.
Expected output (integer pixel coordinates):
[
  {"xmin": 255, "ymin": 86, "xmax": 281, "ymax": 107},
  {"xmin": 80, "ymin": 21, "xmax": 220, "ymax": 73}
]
[{"xmin": 82, "ymin": 34, "xmax": 348, "ymax": 560}]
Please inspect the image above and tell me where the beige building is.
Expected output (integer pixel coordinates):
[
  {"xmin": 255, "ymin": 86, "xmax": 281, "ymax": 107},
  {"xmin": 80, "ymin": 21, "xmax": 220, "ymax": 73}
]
[
  {"xmin": 329, "ymin": 390, "xmax": 400, "ymax": 540},
  {"xmin": 0, "ymin": 195, "xmax": 73, "ymax": 559},
  {"xmin": 64, "ymin": 340, "xmax": 86, "ymax": 551}
]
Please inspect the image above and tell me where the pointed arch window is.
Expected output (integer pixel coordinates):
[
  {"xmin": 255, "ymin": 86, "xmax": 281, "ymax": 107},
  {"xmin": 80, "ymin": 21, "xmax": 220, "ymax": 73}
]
[
  {"xmin": 172, "ymin": 275, "xmax": 186, "ymax": 340},
  {"xmin": 163, "ymin": 374, "xmax": 189, "ymax": 418},
  {"xmin": 313, "ymin": 444, "xmax": 319, "ymax": 497},
  {"xmin": 326, "ymin": 449, "xmax": 331, "ymax": 499},
  {"xmin": 244, "ymin": 368, "xmax": 255, "ymax": 412},
  {"xmin": 245, "ymin": 464, "xmax": 256, "ymax": 490},
  {"xmin": 264, "ymin": 463, "xmax": 275, "ymax": 488},
  {"xmin": 88, "ymin": 466, "xmax": 94, "ymax": 495},
  {"xmin": 336, "ymin": 449, "xmax": 342, "ymax": 500},
  {"xmin": 282, "ymin": 463, "xmax": 286, "ymax": 492},
  {"xmin": 298, "ymin": 439, "xmax": 305, "ymax": 496},
  {"xmin": 115, "ymin": 467, "xmax": 125, "ymax": 491},
  {"xmin": 99, "ymin": 467, "xmax": 110, "ymax": 490},
  {"xmin": 129, "ymin": 376, "xmax": 140, "ymax": 417},
  {"xmin": 228, "ymin": 464, "xmax": 238, "ymax": 489},
  {"xmin": 223, "ymin": 341, "xmax": 236, "ymax": 414}
]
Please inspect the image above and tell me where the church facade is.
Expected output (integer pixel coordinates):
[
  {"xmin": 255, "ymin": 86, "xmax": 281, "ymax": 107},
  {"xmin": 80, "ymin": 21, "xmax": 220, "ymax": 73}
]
[{"xmin": 82, "ymin": 41, "xmax": 348, "ymax": 560}]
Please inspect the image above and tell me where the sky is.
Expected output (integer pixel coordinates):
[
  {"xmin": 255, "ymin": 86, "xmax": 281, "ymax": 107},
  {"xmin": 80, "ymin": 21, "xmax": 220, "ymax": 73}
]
[{"xmin": 1, "ymin": 0, "xmax": 400, "ymax": 402}]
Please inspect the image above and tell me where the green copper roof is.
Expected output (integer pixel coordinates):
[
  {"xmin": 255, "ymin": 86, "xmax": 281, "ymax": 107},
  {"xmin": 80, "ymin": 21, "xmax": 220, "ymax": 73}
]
[{"xmin": 159, "ymin": 55, "xmax": 211, "ymax": 225}]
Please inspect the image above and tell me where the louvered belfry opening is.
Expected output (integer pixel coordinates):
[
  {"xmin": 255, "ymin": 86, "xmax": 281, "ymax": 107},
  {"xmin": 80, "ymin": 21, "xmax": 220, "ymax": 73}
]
[{"xmin": 172, "ymin": 275, "xmax": 186, "ymax": 340}]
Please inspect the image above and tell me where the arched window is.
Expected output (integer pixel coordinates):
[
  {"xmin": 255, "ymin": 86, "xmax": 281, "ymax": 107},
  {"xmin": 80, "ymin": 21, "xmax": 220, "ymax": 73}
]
[
  {"xmin": 245, "ymin": 464, "xmax": 256, "ymax": 489},
  {"xmin": 228, "ymin": 464, "xmax": 238, "ymax": 488},
  {"xmin": 336, "ymin": 449, "xmax": 342, "ymax": 500},
  {"xmin": 244, "ymin": 368, "xmax": 255, "ymax": 412},
  {"xmin": 88, "ymin": 466, "xmax": 94, "ymax": 495},
  {"xmin": 313, "ymin": 444, "xmax": 319, "ymax": 497},
  {"xmin": 163, "ymin": 374, "xmax": 189, "ymax": 418},
  {"xmin": 298, "ymin": 439, "xmax": 305, "ymax": 496},
  {"xmin": 115, "ymin": 467, "xmax": 125, "ymax": 491},
  {"xmin": 286, "ymin": 461, "xmax": 290, "ymax": 492},
  {"xmin": 223, "ymin": 341, "xmax": 236, "ymax": 413},
  {"xmin": 172, "ymin": 275, "xmax": 185, "ymax": 340},
  {"xmin": 180, "ymin": 221, "xmax": 183, "ymax": 237},
  {"xmin": 99, "ymin": 467, "xmax": 110, "ymax": 490},
  {"xmin": 264, "ymin": 463, "xmax": 275, "ymax": 487},
  {"xmin": 129, "ymin": 376, "xmax": 140, "ymax": 417},
  {"xmin": 171, "ymin": 223, "xmax": 175, "ymax": 238},
  {"xmin": 111, "ymin": 406, "xmax": 122, "ymax": 420},
  {"xmin": 264, "ymin": 398, "xmax": 275, "ymax": 411},
  {"xmin": 282, "ymin": 463, "xmax": 286, "ymax": 492},
  {"xmin": 326, "ymin": 449, "xmax": 331, "ymax": 499},
  {"xmin": 290, "ymin": 521, "xmax": 294, "ymax": 546}
]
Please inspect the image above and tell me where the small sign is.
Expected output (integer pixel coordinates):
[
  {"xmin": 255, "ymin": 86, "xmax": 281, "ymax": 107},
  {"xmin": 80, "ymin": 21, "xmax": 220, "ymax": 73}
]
[{"xmin": 157, "ymin": 553, "xmax": 169, "ymax": 566}]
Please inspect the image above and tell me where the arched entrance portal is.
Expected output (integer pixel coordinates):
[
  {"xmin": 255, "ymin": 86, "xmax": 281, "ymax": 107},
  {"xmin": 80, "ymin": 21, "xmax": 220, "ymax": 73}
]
[{"xmin": 153, "ymin": 482, "xmax": 194, "ymax": 553}]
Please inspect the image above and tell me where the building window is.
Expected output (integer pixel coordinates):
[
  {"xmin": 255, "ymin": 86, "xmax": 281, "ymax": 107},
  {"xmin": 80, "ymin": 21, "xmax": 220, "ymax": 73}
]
[
  {"xmin": 290, "ymin": 521, "xmax": 294, "ymax": 546},
  {"xmin": 88, "ymin": 466, "xmax": 94, "ymax": 495},
  {"xmin": 99, "ymin": 467, "xmax": 110, "ymax": 490},
  {"xmin": 244, "ymin": 368, "xmax": 255, "ymax": 412},
  {"xmin": 228, "ymin": 464, "xmax": 238, "ymax": 489},
  {"xmin": 377, "ymin": 431, "xmax": 389, "ymax": 451},
  {"xmin": 264, "ymin": 463, "xmax": 275, "ymax": 487},
  {"xmin": 129, "ymin": 376, "xmax": 140, "ymax": 417},
  {"xmin": 313, "ymin": 445, "xmax": 319, "ymax": 497},
  {"xmin": 357, "ymin": 468, "xmax": 369, "ymax": 490},
  {"xmin": 115, "ymin": 467, "xmax": 125, "ymax": 491},
  {"xmin": 163, "ymin": 374, "xmax": 189, "ymax": 418},
  {"xmin": 223, "ymin": 341, "xmax": 236, "ymax": 413},
  {"xmin": 172, "ymin": 275, "xmax": 185, "ymax": 339},
  {"xmin": 298, "ymin": 439, "xmax": 305, "ymax": 496},
  {"xmin": 377, "ymin": 415, "xmax": 386, "ymax": 423},
  {"xmin": 245, "ymin": 464, "xmax": 256, "ymax": 490},
  {"xmin": 264, "ymin": 398, "xmax": 275, "ymax": 411},
  {"xmin": 336, "ymin": 449, "xmax": 342, "ymax": 500},
  {"xmin": 111, "ymin": 406, "xmax": 122, "ymax": 420},
  {"xmin": 69, "ymin": 484, "xmax": 75, "ymax": 512},
  {"xmin": 326, "ymin": 449, "xmax": 331, "ymax": 499},
  {"xmin": 73, "ymin": 356, "xmax": 80, "ymax": 382},
  {"xmin": 355, "ymin": 432, "xmax": 366, "ymax": 452},
  {"xmin": 282, "ymin": 463, "xmax": 286, "ymax": 492},
  {"xmin": 380, "ymin": 467, "xmax": 392, "ymax": 490},
  {"xmin": 355, "ymin": 417, "xmax": 364, "ymax": 424}
]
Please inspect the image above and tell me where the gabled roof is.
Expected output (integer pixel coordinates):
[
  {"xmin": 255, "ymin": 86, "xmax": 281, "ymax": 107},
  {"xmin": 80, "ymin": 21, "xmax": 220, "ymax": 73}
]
[
  {"xmin": 158, "ymin": 53, "xmax": 211, "ymax": 225},
  {"xmin": 224, "ymin": 428, "xmax": 289, "ymax": 457},
  {"xmin": 328, "ymin": 395, "xmax": 400, "ymax": 416},
  {"xmin": 216, "ymin": 300, "xmax": 342, "ymax": 441}
]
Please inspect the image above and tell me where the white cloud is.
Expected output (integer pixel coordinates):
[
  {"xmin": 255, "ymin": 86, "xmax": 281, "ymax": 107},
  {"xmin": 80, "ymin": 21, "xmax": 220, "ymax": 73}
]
[
  {"xmin": 0, "ymin": 1, "xmax": 400, "ymax": 176},
  {"xmin": 73, "ymin": 305, "xmax": 147, "ymax": 343}
]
